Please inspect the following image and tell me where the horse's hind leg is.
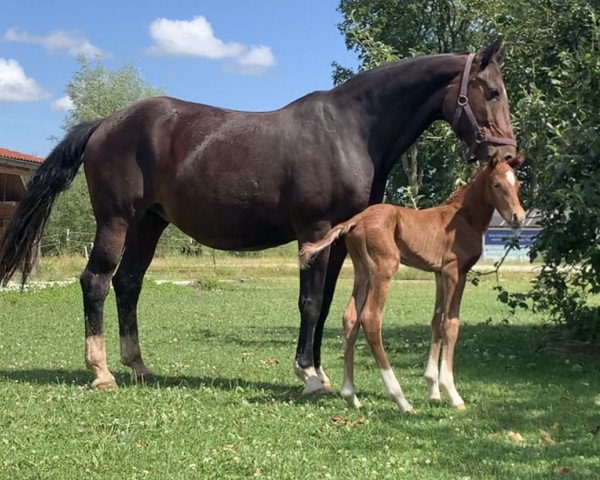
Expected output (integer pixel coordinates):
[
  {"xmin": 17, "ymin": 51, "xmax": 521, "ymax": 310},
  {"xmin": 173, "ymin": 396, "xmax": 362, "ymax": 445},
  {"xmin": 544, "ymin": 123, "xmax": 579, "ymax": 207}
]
[
  {"xmin": 112, "ymin": 212, "xmax": 168, "ymax": 383},
  {"xmin": 81, "ymin": 218, "xmax": 128, "ymax": 389},
  {"xmin": 313, "ymin": 241, "xmax": 348, "ymax": 391}
]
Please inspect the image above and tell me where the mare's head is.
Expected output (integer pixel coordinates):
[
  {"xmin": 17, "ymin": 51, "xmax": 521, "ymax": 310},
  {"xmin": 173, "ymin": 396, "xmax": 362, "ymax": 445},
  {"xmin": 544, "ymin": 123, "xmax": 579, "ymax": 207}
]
[
  {"xmin": 443, "ymin": 38, "xmax": 517, "ymax": 163},
  {"xmin": 483, "ymin": 154, "xmax": 525, "ymax": 228}
]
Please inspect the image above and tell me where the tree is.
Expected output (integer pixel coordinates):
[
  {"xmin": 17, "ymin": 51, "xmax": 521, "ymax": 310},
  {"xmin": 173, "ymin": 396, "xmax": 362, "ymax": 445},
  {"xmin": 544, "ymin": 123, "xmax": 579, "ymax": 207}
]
[
  {"xmin": 334, "ymin": 0, "xmax": 600, "ymax": 340},
  {"xmin": 43, "ymin": 57, "xmax": 165, "ymax": 254}
]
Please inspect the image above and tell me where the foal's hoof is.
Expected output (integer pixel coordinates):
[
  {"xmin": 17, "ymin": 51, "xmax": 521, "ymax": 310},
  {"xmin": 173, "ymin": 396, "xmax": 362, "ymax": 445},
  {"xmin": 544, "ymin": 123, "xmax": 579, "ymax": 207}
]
[
  {"xmin": 91, "ymin": 378, "xmax": 118, "ymax": 390},
  {"xmin": 454, "ymin": 403, "xmax": 466, "ymax": 410}
]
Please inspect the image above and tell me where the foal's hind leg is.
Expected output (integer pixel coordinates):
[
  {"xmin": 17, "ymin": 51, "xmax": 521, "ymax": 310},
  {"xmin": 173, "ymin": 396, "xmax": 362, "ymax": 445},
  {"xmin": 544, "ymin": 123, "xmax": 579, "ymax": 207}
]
[
  {"xmin": 340, "ymin": 261, "xmax": 368, "ymax": 409},
  {"xmin": 81, "ymin": 219, "xmax": 128, "ymax": 389},
  {"xmin": 112, "ymin": 212, "xmax": 168, "ymax": 383}
]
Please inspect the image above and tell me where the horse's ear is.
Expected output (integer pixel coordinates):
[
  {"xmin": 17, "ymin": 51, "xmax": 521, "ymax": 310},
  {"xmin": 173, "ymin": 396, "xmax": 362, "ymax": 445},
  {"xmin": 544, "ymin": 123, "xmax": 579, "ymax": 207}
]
[
  {"xmin": 479, "ymin": 37, "xmax": 504, "ymax": 70},
  {"xmin": 508, "ymin": 152, "xmax": 525, "ymax": 169},
  {"xmin": 488, "ymin": 156, "xmax": 500, "ymax": 170}
]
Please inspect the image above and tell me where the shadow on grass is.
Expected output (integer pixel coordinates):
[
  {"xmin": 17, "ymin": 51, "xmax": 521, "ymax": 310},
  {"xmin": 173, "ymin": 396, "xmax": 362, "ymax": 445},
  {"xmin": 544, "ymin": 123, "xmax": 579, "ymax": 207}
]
[{"xmin": 0, "ymin": 368, "xmax": 307, "ymax": 403}]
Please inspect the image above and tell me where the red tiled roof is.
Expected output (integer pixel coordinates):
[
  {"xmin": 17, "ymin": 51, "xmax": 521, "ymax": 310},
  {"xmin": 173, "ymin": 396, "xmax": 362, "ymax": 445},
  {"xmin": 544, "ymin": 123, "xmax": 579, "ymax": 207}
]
[{"xmin": 0, "ymin": 147, "xmax": 44, "ymax": 164}]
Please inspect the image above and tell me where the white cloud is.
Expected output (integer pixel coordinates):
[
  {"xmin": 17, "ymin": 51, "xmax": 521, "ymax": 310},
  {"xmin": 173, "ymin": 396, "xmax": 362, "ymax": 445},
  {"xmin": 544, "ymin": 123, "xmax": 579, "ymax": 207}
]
[
  {"xmin": 148, "ymin": 16, "xmax": 275, "ymax": 75},
  {"xmin": 226, "ymin": 45, "xmax": 276, "ymax": 75},
  {"xmin": 0, "ymin": 58, "xmax": 49, "ymax": 101},
  {"xmin": 50, "ymin": 95, "xmax": 74, "ymax": 112},
  {"xmin": 3, "ymin": 28, "xmax": 104, "ymax": 57}
]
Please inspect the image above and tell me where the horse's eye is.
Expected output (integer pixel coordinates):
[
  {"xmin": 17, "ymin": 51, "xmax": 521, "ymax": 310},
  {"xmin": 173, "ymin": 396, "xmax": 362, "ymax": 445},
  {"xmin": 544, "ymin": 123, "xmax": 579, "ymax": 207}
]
[
  {"xmin": 489, "ymin": 89, "xmax": 501, "ymax": 100},
  {"xmin": 493, "ymin": 182, "xmax": 500, "ymax": 188}
]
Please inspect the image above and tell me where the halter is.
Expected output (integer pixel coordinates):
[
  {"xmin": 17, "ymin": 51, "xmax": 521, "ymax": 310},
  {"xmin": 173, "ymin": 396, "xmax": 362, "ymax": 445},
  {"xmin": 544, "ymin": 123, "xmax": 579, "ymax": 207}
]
[{"xmin": 452, "ymin": 53, "xmax": 517, "ymax": 159}]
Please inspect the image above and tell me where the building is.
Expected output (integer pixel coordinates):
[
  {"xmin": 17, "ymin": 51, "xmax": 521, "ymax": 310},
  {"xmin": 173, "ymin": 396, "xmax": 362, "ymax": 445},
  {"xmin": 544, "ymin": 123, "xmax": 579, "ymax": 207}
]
[{"xmin": 0, "ymin": 147, "xmax": 43, "ymax": 253}]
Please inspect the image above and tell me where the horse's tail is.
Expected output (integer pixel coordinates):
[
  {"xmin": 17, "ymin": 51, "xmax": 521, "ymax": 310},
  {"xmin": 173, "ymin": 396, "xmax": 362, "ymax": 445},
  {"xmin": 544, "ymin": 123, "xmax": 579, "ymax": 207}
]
[
  {"xmin": 299, "ymin": 221, "xmax": 356, "ymax": 269},
  {"xmin": 0, "ymin": 120, "xmax": 103, "ymax": 286}
]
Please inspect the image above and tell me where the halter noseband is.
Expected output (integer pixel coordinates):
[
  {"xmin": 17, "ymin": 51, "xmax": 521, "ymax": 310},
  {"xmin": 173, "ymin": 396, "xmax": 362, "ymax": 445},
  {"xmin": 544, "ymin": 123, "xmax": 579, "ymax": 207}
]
[{"xmin": 452, "ymin": 53, "xmax": 517, "ymax": 159}]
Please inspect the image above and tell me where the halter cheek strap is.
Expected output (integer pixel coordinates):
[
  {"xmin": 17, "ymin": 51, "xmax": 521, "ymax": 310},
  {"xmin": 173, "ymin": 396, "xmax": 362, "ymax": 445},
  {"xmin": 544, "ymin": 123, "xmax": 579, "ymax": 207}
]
[{"xmin": 452, "ymin": 53, "xmax": 517, "ymax": 157}]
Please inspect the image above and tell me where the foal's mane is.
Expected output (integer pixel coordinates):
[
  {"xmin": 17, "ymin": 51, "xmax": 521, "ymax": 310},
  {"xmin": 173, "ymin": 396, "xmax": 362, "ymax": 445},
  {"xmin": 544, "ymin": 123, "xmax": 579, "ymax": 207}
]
[{"xmin": 442, "ymin": 165, "xmax": 488, "ymax": 206}]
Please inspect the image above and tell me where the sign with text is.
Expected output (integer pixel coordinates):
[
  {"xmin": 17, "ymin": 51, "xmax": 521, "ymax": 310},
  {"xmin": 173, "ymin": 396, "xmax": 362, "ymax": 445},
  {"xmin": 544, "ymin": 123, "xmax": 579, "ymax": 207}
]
[{"xmin": 483, "ymin": 228, "xmax": 540, "ymax": 261}]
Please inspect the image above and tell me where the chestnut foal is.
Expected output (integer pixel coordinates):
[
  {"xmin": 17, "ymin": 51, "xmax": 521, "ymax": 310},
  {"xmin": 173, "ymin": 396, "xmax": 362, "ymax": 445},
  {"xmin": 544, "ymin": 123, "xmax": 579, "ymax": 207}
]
[{"xmin": 300, "ymin": 156, "xmax": 525, "ymax": 412}]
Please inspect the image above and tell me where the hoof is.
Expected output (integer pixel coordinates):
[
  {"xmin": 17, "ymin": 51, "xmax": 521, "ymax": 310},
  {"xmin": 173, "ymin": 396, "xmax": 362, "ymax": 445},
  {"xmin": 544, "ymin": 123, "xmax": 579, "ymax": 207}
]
[
  {"xmin": 316, "ymin": 366, "xmax": 332, "ymax": 391},
  {"xmin": 132, "ymin": 371, "xmax": 155, "ymax": 384},
  {"xmin": 427, "ymin": 397, "xmax": 442, "ymax": 405},
  {"xmin": 454, "ymin": 403, "xmax": 466, "ymax": 410},
  {"xmin": 91, "ymin": 378, "xmax": 118, "ymax": 390},
  {"xmin": 301, "ymin": 375, "xmax": 329, "ymax": 396},
  {"xmin": 343, "ymin": 396, "xmax": 362, "ymax": 409},
  {"xmin": 397, "ymin": 402, "xmax": 415, "ymax": 414}
]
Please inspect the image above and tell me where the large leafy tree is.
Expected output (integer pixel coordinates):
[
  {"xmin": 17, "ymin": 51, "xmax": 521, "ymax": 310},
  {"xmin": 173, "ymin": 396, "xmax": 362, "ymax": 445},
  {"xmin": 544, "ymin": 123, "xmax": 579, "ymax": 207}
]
[
  {"xmin": 43, "ymin": 57, "xmax": 165, "ymax": 254},
  {"xmin": 335, "ymin": 0, "xmax": 600, "ymax": 339}
]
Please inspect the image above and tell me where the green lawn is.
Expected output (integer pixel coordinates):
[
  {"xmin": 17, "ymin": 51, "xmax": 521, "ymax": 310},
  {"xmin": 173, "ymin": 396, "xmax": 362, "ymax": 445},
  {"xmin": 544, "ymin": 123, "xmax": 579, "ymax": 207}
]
[{"xmin": 0, "ymin": 261, "xmax": 598, "ymax": 479}]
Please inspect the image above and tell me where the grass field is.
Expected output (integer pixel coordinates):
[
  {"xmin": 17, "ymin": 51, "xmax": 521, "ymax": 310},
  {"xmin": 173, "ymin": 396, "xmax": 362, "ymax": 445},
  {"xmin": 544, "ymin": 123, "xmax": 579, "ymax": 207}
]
[{"xmin": 0, "ymin": 258, "xmax": 599, "ymax": 479}]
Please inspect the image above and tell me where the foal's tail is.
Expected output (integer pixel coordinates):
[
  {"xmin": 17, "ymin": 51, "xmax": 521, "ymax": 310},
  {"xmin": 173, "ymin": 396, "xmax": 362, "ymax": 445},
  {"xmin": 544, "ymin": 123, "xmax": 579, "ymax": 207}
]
[
  {"xmin": 0, "ymin": 120, "xmax": 102, "ymax": 286},
  {"xmin": 299, "ymin": 221, "xmax": 356, "ymax": 269}
]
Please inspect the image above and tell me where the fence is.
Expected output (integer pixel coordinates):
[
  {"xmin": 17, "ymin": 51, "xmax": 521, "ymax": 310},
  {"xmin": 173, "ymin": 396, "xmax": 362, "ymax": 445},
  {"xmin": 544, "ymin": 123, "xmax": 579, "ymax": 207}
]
[{"xmin": 40, "ymin": 229, "xmax": 298, "ymax": 259}]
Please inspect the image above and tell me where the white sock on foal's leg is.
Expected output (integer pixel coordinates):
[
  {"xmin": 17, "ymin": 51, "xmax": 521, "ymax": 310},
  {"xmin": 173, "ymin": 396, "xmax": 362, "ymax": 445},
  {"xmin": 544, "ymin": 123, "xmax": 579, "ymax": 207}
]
[
  {"xmin": 439, "ymin": 359, "xmax": 465, "ymax": 409},
  {"xmin": 424, "ymin": 354, "xmax": 441, "ymax": 402},
  {"xmin": 380, "ymin": 368, "xmax": 414, "ymax": 413}
]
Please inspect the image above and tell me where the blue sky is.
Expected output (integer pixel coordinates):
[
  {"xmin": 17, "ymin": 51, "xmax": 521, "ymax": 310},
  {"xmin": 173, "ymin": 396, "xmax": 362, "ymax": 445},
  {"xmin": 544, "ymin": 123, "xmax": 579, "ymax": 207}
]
[{"xmin": 0, "ymin": 1, "xmax": 359, "ymax": 157}]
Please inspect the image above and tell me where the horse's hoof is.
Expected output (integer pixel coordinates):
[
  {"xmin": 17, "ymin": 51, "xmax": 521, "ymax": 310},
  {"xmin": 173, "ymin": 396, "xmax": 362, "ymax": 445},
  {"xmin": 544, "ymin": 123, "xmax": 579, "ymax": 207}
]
[
  {"xmin": 91, "ymin": 378, "xmax": 118, "ymax": 390},
  {"xmin": 301, "ymin": 375, "xmax": 330, "ymax": 396},
  {"xmin": 454, "ymin": 403, "xmax": 466, "ymax": 410},
  {"xmin": 427, "ymin": 397, "xmax": 442, "ymax": 405},
  {"xmin": 132, "ymin": 371, "xmax": 155, "ymax": 384}
]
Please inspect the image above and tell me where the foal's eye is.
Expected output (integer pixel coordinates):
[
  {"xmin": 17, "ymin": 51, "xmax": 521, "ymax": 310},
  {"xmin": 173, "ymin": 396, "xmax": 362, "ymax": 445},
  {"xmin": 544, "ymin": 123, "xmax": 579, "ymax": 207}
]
[{"xmin": 493, "ymin": 182, "xmax": 500, "ymax": 188}]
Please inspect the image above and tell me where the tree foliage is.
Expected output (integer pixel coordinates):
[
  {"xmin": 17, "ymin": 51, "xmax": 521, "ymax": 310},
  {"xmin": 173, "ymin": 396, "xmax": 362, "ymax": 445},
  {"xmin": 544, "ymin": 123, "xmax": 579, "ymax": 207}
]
[{"xmin": 335, "ymin": 0, "xmax": 600, "ymax": 339}]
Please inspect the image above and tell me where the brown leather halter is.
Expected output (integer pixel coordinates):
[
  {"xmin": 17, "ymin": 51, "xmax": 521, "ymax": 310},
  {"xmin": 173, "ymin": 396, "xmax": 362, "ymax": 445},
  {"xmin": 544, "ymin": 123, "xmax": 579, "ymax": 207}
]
[{"xmin": 452, "ymin": 53, "xmax": 517, "ymax": 159}]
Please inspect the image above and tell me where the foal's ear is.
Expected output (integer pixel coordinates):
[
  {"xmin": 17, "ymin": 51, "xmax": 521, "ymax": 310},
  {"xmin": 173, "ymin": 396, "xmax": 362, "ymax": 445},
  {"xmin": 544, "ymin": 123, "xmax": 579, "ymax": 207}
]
[
  {"xmin": 508, "ymin": 152, "xmax": 525, "ymax": 169},
  {"xmin": 479, "ymin": 37, "xmax": 504, "ymax": 70},
  {"xmin": 488, "ymin": 156, "xmax": 500, "ymax": 170}
]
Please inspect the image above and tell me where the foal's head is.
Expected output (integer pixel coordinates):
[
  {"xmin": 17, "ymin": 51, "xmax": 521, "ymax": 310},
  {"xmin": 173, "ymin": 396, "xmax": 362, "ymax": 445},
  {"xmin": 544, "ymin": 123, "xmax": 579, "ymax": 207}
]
[
  {"xmin": 483, "ymin": 155, "xmax": 526, "ymax": 228},
  {"xmin": 444, "ymin": 38, "xmax": 517, "ymax": 163}
]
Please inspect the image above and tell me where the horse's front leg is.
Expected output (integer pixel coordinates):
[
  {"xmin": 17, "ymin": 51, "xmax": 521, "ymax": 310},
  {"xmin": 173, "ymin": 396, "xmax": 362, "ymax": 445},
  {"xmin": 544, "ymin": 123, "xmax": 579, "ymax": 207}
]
[
  {"xmin": 295, "ymin": 241, "xmax": 330, "ymax": 395},
  {"xmin": 439, "ymin": 264, "xmax": 467, "ymax": 409}
]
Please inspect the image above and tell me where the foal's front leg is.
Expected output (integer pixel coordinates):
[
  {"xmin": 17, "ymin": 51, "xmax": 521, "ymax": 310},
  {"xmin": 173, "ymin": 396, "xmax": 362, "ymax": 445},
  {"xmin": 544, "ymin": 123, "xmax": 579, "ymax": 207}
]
[
  {"xmin": 439, "ymin": 266, "xmax": 467, "ymax": 409},
  {"xmin": 424, "ymin": 273, "xmax": 444, "ymax": 402}
]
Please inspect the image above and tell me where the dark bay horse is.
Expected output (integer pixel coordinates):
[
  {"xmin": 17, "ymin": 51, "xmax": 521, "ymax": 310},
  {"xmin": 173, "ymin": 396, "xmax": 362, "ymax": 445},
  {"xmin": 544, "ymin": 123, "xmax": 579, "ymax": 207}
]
[
  {"xmin": 0, "ymin": 39, "xmax": 516, "ymax": 393},
  {"xmin": 300, "ymin": 156, "xmax": 525, "ymax": 411}
]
